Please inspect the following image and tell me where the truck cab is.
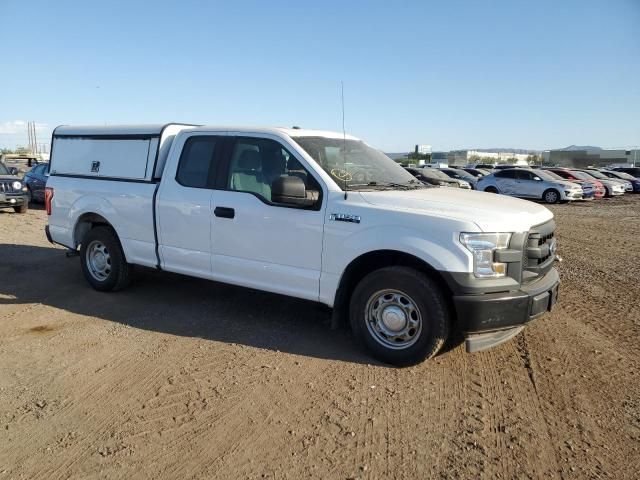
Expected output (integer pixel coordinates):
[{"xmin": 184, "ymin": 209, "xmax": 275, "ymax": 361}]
[{"xmin": 45, "ymin": 124, "xmax": 560, "ymax": 366}]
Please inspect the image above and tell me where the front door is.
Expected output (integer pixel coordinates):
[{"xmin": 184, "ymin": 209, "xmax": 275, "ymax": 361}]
[{"xmin": 210, "ymin": 135, "xmax": 326, "ymax": 301}]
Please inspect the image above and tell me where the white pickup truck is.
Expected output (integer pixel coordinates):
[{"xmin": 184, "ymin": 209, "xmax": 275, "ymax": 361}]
[{"xmin": 45, "ymin": 124, "xmax": 560, "ymax": 366}]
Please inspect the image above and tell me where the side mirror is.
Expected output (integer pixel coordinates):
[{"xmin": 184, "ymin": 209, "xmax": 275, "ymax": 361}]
[
  {"xmin": 8, "ymin": 167, "xmax": 18, "ymax": 175},
  {"xmin": 272, "ymin": 176, "xmax": 317, "ymax": 207},
  {"xmin": 533, "ymin": 176, "xmax": 542, "ymax": 181}
]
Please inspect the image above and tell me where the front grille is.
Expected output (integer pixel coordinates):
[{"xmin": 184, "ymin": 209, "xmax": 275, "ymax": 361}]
[
  {"xmin": 0, "ymin": 181, "xmax": 17, "ymax": 193},
  {"xmin": 523, "ymin": 220, "xmax": 556, "ymax": 282}
]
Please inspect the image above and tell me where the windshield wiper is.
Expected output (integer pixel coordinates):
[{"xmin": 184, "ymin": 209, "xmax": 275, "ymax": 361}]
[{"xmin": 363, "ymin": 180, "xmax": 424, "ymax": 190}]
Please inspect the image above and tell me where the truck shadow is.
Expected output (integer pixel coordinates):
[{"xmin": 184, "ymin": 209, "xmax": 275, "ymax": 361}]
[{"xmin": 2, "ymin": 243, "xmax": 466, "ymax": 365}]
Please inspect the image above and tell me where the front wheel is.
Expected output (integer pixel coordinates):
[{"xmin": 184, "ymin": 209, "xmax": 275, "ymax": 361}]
[
  {"xmin": 14, "ymin": 203, "xmax": 28, "ymax": 214},
  {"xmin": 543, "ymin": 189, "xmax": 560, "ymax": 204},
  {"xmin": 349, "ymin": 267, "xmax": 450, "ymax": 366},
  {"xmin": 80, "ymin": 226, "xmax": 132, "ymax": 292}
]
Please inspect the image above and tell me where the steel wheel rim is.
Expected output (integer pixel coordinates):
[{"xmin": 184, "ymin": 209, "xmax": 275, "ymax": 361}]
[
  {"xmin": 365, "ymin": 289, "xmax": 423, "ymax": 350},
  {"xmin": 546, "ymin": 191, "xmax": 558, "ymax": 203},
  {"xmin": 86, "ymin": 240, "xmax": 111, "ymax": 281}
]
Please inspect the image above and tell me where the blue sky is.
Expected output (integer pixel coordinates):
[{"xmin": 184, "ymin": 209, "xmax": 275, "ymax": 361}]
[{"xmin": 0, "ymin": 0, "xmax": 638, "ymax": 152}]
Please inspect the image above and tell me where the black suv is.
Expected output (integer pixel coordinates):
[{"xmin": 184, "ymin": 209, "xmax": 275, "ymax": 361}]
[{"xmin": 0, "ymin": 161, "xmax": 29, "ymax": 213}]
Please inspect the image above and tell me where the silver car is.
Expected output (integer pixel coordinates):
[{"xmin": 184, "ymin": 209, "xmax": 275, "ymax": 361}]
[{"xmin": 477, "ymin": 168, "xmax": 583, "ymax": 203}]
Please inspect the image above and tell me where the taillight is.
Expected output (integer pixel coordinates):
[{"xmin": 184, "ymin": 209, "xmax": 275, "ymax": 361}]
[{"xmin": 45, "ymin": 187, "xmax": 54, "ymax": 215}]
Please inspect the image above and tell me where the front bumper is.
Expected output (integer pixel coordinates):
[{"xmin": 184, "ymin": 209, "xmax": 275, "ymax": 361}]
[
  {"xmin": 452, "ymin": 268, "xmax": 560, "ymax": 352},
  {"xmin": 563, "ymin": 190, "xmax": 583, "ymax": 200},
  {"xmin": 0, "ymin": 193, "xmax": 27, "ymax": 208}
]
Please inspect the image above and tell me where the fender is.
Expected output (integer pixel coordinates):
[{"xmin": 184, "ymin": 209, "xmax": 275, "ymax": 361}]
[
  {"xmin": 319, "ymin": 225, "xmax": 474, "ymax": 306},
  {"xmin": 68, "ymin": 195, "xmax": 123, "ymax": 247}
]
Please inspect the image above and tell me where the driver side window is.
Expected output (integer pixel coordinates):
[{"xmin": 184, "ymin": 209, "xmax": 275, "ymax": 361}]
[{"xmin": 227, "ymin": 137, "xmax": 320, "ymax": 208}]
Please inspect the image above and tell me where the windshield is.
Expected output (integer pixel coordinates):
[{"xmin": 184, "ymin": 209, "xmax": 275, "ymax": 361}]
[
  {"xmin": 292, "ymin": 136, "xmax": 421, "ymax": 190},
  {"xmin": 611, "ymin": 171, "xmax": 634, "ymax": 180},
  {"xmin": 0, "ymin": 163, "xmax": 9, "ymax": 175},
  {"xmin": 444, "ymin": 168, "xmax": 474, "ymax": 181},
  {"xmin": 570, "ymin": 170, "xmax": 595, "ymax": 180},
  {"xmin": 422, "ymin": 168, "xmax": 451, "ymax": 180},
  {"xmin": 582, "ymin": 170, "xmax": 608, "ymax": 180},
  {"xmin": 535, "ymin": 170, "xmax": 564, "ymax": 181}
]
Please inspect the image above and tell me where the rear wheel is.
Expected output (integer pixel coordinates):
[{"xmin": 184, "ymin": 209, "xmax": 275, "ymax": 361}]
[
  {"xmin": 484, "ymin": 186, "xmax": 499, "ymax": 193},
  {"xmin": 543, "ymin": 189, "xmax": 560, "ymax": 204},
  {"xmin": 80, "ymin": 226, "xmax": 132, "ymax": 291},
  {"xmin": 349, "ymin": 267, "xmax": 450, "ymax": 366},
  {"xmin": 14, "ymin": 203, "xmax": 28, "ymax": 214}
]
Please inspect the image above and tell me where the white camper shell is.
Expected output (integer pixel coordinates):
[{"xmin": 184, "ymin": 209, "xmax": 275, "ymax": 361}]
[{"xmin": 51, "ymin": 124, "xmax": 197, "ymax": 181}]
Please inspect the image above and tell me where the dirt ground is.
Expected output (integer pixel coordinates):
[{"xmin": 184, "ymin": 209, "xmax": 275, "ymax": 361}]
[{"xmin": 1, "ymin": 197, "xmax": 639, "ymax": 479}]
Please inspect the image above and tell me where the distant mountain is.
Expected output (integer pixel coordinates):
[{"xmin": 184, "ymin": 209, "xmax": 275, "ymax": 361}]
[
  {"xmin": 556, "ymin": 145, "xmax": 603, "ymax": 152},
  {"xmin": 466, "ymin": 148, "xmax": 541, "ymax": 154}
]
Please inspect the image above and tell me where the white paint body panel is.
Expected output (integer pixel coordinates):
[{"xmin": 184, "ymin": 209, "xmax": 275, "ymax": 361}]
[
  {"xmin": 47, "ymin": 124, "xmax": 556, "ymax": 308},
  {"xmin": 52, "ymin": 138, "xmax": 152, "ymax": 180}
]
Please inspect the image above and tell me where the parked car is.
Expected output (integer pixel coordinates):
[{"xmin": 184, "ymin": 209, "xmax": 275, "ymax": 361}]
[
  {"xmin": 583, "ymin": 168, "xmax": 632, "ymax": 192},
  {"xmin": 538, "ymin": 168, "xmax": 595, "ymax": 200},
  {"xmin": 472, "ymin": 163, "xmax": 495, "ymax": 170},
  {"xmin": 493, "ymin": 164, "xmax": 530, "ymax": 170},
  {"xmin": 0, "ymin": 160, "xmax": 29, "ymax": 213},
  {"xmin": 598, "ymin": 169, "xmax": 640, "ymax": 193},
  {"xmin": 404, "ymin": 167, "xmax": 469, "ymax": 188},
  {"xmin": 573, "ymin": 169, "xmax": 626, "ymax": 197},
  {"xmin": 461, "ymin": 167, "xmax": 491, "ymax": 178},
  {"xmin": 438, "ymin": 167, "xmax": 478, "ymax": 189},
  {"xmin": 612, "ymin": 167, "xmax": 640, "ymax": 178},
  {"xmin": 45, "ymin": 124, "xmax": 560, "ymax": 366},
  {"xmin": 542, "ymin": 167, "xmax": 605, "ymax": 199},
  {"xmin": 477, "ymin": 168, "xmax": 583, "ymax": 203},
  {"xmin": 23, "ymin": 162, "xmax": 50, "ymax": 202}
]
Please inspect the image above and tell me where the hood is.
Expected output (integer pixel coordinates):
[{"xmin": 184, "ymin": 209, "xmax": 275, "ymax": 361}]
[
  {"xmin": 0, "ymin": 175, "xmax": 20, "ymax": 181},
  {"xmin": 359, "ymin": 188, "xmax": 553, "ymax": 232},
  {"xmin": 599, "ymin": 178, "xmax": 623, "ymax": 187},
  {"xmin": 553, "ymin": 179, "xmax": 581, "ymax": 190}
]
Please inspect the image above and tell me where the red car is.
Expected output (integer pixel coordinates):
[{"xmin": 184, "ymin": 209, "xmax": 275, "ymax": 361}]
[{"xmin": 544, "ymin": 167, "xmax": 606, "ymax": 199}]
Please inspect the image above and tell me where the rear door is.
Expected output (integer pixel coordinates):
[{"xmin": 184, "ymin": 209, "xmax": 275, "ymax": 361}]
[
  {"xmin": 515, "ymin": 170, "xmax": 537, "ymax": 198},
  {"xmin": 494, "ymin": 170, "xmax": 517, "ymax": 194},
  {"xmin": 210, "ymin": 134, "xmax": 326, "ymax": 301},
  {"xmin": 156, "ymin": 134, "xmax": 225, "ymax": 279}
]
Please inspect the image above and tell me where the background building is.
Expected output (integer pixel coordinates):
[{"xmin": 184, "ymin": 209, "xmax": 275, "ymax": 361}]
[{"xmin": 543, "ymin": 146, "xmax": 640, "ymax": 168}]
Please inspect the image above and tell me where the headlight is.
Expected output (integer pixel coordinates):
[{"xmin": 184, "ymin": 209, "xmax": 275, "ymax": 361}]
[
  {"xmin": 460, "ymin": 232, "xmax": 512, "ymax": 278},
  {"xmin": 12, "ymin": 181, "xmax": 22, "ymax": 190}
]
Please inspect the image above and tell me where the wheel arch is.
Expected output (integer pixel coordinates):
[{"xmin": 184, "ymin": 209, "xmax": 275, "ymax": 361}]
[
  {"xmin": 332, "ymin": 249, "xmax": 454, "ymax": 326},
  {"xmin": 542, "ymin": 187, "xmax": 561, "ymax": 203},
  {"xmin": 73, "ymin": 212, "xmax": 117, "ymax": 248}
]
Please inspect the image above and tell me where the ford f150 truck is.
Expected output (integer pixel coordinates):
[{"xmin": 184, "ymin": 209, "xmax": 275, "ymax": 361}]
[{"xmin": 45, "ymin": 124, "xmax": 560, "ymax": 366}]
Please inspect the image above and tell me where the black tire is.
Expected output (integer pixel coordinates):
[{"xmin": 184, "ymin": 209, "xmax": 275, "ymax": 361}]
[
  {"xmin": 604, "ymin": 186, "xmax": 612, "ymax": 198},
  {"xmin": 349, "ymin": 266, "xmax": 450, "ymax": 367},
  {"xmin": 542, "ymin": 188, "xmax": 560, "ymax": 204},
  {"xmin": 14, "ymin": 203, "xmax": 28, "ymax": 214},
  {"xmin": 485, "ymin": 186, "xmax": 499, "ymax": 193},
  {"xmin": 80, "ymin": 226, "xmax": 132, "ymax": 292}
]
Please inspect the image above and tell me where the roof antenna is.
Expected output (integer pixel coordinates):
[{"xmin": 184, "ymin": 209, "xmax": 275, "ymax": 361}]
[{"xmin": 341, "ymin": 81, "xmax": 348, "ymax": 200}]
